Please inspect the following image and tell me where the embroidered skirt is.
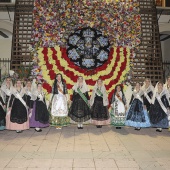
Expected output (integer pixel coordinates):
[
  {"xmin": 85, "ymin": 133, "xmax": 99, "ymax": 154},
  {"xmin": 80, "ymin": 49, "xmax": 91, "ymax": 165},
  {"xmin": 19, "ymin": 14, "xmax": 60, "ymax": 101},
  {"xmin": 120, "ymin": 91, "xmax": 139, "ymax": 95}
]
[
  {"xmin": 110, "ymin": 100, "xmax": 126, "ymax": 127},
  {"xmin": 125, "ymin": 99, "xmax": 151, "ymax": 128}
]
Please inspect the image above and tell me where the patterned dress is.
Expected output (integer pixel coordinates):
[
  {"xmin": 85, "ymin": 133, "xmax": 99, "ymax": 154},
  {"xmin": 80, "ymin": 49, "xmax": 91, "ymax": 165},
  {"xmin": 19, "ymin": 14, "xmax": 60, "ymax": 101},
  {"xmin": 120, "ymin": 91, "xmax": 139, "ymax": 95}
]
[
  {"xmin": 30, "ymin": 92, "xmax": 49, "ymax": 128},
  {"xmin": 110, "ymin": 91, "xmax": 126, "ymax": 127},
  {"xmin": 1, "ymin": 85, "xmax": 11, "ymax": 106},
  {"xmin": 50, "ymin": 82, "xmax": 70, "ymax": 126},
  {"xmin": 91, "ymin": 92, "xmax": 110, "ymax": 125},
  {"xmin": 68, "ymin": 90, "xmax": 91, "ymax": 123},
  {"xmin": 149, "ymin": 92, "xmax": 169, "ymax": 128},
  {"xmin": 6, "ymin": 89, "xmax": 29, "ymax": 131},
  {"xmin": 125, "ymin": 90, "xmax": 151, "ymax": 128},
  {"xmin": 0, "ymin": 85, "xmax": 12, "ymax": 130}
]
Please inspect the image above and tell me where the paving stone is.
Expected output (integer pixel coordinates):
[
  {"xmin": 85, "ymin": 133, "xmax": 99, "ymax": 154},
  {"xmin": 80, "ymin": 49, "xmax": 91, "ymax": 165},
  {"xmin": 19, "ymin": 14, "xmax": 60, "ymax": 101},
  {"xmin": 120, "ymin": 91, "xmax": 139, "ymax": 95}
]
[{"xmin": 0, "ymin": 126, "xmax": 169, "ymax": 169}]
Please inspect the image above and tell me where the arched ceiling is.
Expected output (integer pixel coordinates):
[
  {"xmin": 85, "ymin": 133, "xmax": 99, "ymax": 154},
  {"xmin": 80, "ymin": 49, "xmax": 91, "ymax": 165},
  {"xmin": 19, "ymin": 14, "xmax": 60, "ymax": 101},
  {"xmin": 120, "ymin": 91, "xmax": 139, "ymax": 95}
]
[{"xmin": 0, "ymin": 20, "xmax": 13, "ymax": 38}]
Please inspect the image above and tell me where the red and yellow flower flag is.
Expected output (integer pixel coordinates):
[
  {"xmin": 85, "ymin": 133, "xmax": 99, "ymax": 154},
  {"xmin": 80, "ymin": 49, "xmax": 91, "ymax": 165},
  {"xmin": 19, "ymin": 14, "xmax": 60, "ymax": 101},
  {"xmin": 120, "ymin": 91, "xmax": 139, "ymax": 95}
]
[{"xmin": 38, "ymin": 46, "xmax": 130, "ymax": 100}]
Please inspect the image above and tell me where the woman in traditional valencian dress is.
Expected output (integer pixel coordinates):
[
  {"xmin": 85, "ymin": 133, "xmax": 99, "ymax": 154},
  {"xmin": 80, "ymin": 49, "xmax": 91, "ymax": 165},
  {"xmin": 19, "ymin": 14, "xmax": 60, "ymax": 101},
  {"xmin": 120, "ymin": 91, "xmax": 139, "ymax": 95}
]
[
  {"xmin": 6, "ymin": 80, "xmax": 29, "ymax": 133},
  {"xmin": 0, "ymin": 77, "xmax": 13, "ymax": 130},
  {"xmin": 50, "ymin": 73, "xmax": 70, "ymax": 129},
  {"xmin": 24, "ymin": 80, "xmax": 33, "ymax": 112},
  {"xmin": 142, "ymin": 78, "xmax": 154, "ymax": 112},
  {"xmin": 0, "ymin": 90, "xmax": 6, "ymax": 130},
  {"xmin": 90, "ymin": 79, "xmax": 110, "ymax": 128},
  {"xmin": 125, "ymin": 82, "xmax": 151, "ymax": 130},
  {"xmin": 1, "ymin": 77, "xmax": 13, "ymax": 106},
  {"xmin": 149, "ymin": 82, "xmax": 170, "ymax": 132},
  {"xmin": 68, "ymin": 76, "xmax": 91, "ymax": 129},
  {"xmin": 164, "ymin": 76, "xmax": 170, "ymax": 131},
  {"xmin": 29, "ymin": 83, "xmax": 49, "ymax": 132},
  {"xmin": 110, "ymin": 84, "xmax": 127, "ymax": 129},
  {"xmin": 164, "ymin": 76, "xmax": 170, "ymax": 94}
]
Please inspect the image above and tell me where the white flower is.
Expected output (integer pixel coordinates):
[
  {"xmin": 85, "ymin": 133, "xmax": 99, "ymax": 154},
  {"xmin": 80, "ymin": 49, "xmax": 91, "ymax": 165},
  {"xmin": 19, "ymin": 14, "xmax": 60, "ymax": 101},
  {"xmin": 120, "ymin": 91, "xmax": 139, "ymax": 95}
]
[{"xmin": 9, "ymin": 70, "xmax": 15, "ymax": 76}]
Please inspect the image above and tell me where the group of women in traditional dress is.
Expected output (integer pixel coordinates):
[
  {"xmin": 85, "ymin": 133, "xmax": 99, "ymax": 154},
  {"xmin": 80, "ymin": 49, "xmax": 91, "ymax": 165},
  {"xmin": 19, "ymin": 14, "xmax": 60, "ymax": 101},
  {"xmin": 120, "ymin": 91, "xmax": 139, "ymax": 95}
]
[
  {"xmin": 0, "ymin": 74, "xmax": 170, "ymax": 133},
  {"xmin": 0, "ymin": 78, "xmax": 49, "ymax": 133}
]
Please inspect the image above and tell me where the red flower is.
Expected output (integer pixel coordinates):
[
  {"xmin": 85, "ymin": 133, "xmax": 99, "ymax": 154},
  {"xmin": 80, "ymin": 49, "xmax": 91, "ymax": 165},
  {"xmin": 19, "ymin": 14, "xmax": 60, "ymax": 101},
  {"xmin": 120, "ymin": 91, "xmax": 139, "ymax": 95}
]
[
  {"xmin": 46, "ymin": 63, "xmax": 53, "ymax": 70},
  {"xmin": 41, "ymin": 46, "xmax": 129, "ymax": 102},
  {"xmin": 49, "ymin": 70, "xmax": 56, "ymax": 80},
  {"xmin": 43, "ymin": 82, "xmax": 52, "ymax": 93}
]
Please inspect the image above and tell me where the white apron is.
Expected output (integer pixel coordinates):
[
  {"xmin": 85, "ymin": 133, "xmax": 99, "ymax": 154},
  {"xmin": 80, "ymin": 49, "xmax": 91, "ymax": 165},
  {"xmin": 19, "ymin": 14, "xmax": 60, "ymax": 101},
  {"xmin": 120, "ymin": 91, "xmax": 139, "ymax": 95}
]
[{"xmin": 51, "ymin": 90, "xmax": 68, "ymax": 117}]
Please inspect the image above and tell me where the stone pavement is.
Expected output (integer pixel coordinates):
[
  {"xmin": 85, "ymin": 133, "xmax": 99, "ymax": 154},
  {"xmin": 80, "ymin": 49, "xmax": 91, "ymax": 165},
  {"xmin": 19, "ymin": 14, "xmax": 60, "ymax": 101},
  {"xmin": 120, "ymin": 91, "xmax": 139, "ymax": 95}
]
[{"xmin": 0, "ymin": 125, "xmax": 170, "ymax": 170}]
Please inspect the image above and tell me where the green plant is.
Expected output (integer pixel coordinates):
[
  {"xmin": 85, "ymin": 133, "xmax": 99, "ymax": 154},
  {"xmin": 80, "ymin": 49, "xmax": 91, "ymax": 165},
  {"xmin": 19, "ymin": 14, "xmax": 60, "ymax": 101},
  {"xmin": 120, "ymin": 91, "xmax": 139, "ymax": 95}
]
[{"xmin": 17, "ymin": 65, "xmax": 32, "ymax": 80}]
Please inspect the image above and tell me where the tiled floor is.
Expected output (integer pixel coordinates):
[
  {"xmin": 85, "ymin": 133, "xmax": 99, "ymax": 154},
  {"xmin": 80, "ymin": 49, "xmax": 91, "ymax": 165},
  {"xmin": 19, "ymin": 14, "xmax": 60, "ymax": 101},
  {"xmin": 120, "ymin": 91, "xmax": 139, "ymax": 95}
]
[{"xmin": 0, "ymin": 125, "xmax": 170, "ymax": 170}]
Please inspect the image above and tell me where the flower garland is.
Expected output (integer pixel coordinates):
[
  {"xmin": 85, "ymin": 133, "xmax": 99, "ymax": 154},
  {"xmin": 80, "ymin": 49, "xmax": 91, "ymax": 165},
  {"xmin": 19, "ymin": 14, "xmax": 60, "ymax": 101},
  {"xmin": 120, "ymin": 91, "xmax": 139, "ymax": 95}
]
[
  {"xmin": 30, "ymin": 0, "xmax": 141, "ymax": 61},
  {"xmin": 37, "ymin": 46, "xmax": 130, "ymax": 101},
  {"xmin": 30, "ymin": 0, "xmax": 142, "ymax": 101}
]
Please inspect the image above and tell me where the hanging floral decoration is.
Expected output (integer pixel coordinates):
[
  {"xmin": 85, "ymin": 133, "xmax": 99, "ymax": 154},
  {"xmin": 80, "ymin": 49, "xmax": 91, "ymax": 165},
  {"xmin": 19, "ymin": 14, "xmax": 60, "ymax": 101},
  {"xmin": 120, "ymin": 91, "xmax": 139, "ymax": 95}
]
[
  {"xmin": 30, "ymin": 0, "xmax": 141, "ymax": 53},
  {"xmin": 30, "ymin": 0, "xmax": 141, "ymax": 101},
  {"xmin": 37, "ymin": 46, "xmax": 130, "ymax": 100}
]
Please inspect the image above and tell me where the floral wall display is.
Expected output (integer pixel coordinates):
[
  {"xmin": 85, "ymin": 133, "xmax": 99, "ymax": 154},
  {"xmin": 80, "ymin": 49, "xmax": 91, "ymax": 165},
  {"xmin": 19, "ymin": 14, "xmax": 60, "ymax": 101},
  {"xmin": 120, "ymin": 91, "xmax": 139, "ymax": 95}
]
[
  {"xmin": 30, "ymin": 0, "xmax": 141, "ymax": 100},
  {"xmin": 38, "ymin": 46, "xmax": 130, "ymax": 100}
]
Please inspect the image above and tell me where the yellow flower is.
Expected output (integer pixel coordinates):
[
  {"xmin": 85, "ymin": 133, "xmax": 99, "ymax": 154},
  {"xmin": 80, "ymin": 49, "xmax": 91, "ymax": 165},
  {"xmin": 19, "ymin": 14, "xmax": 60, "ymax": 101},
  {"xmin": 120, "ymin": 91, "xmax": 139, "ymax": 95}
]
[{"xmin": 37, "ymin": 46, "xmax": 131, "ymax": 96}]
